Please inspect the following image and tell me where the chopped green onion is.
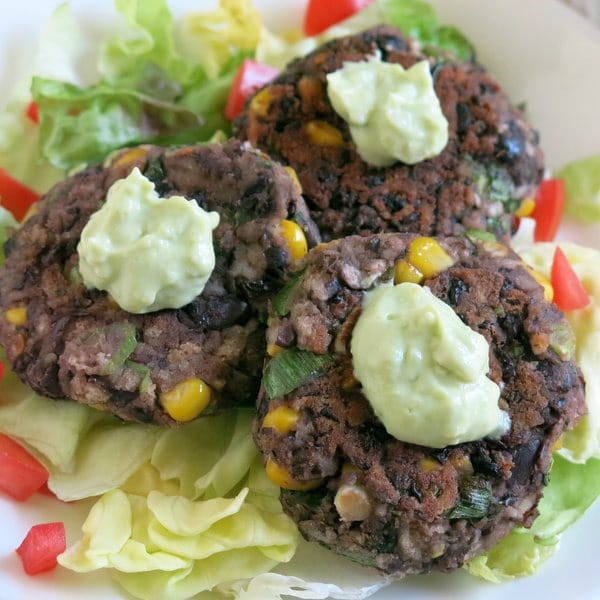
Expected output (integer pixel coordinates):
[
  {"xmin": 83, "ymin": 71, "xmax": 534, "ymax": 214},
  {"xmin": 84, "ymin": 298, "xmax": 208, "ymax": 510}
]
[
  {"xmin": 263, "ymin": 347, "xmax": 333, "ymax": 399},
  {"xmin": 448, "ymin": 476, "xmax": 492, "ymax": 520},
  {"xmin": 272, "ymin": 269, "xmax": 306, "ymax": 317},
  {"xmin": 84, "ymin": 323, "xmax": 138, "ymax": 376},
  {"xmin": 549, "ymin": 323, "xmax": 576, "ymax": 361},
  {"xmin": 125, "ymin": 360, "xmax": 152, "ymax": 394},
  {"xmin": 465, "ymin": 229, "xmax": 496, "ymax": 244}
]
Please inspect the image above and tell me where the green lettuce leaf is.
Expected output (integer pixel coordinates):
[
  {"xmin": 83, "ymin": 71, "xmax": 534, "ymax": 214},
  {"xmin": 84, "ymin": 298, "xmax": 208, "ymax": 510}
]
[
  {"xmin": 557, "ymin": 154, "xmax": 600, "ymax": 223},
  {"xmin": 466, "ymin": 456, "xmax": 600, "ymax": 581},
  {"xmin": 33, "ymin": 74, "xmax": 203, "ymax": 170},
  {"xmin": 32, "ymin": 0, "xmax": 249, "ymax": 171},
  {"xmin": 0, "ymin": 207, "xmax": 18, "ymax": 263},
  {"xmin": 99, "ymin": 0, "xmax": 198, "ymax": 85},
  {"xmin": 0, "ymin": 4, "xmax": 77, "ymax": 192},
  {"xmin": 257, "ymin": 0, "xmax": 474, "ymax": 69}
]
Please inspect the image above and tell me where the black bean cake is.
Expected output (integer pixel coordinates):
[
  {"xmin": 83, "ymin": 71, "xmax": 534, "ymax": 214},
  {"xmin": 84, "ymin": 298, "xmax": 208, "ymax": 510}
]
[
  {"xmin": 235, "ymin": 26, "xmax": 544, "ymax": 242},
  {"xmin": 0, "ymin": 140, "xmax": 320, "ymax": 425},
  {"xmin": 254, "ymin": 233, "xmax": 585, "ymax": 576}
]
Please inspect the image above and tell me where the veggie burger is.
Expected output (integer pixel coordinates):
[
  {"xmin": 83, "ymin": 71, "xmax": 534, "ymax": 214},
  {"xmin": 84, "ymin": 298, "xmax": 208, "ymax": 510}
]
[{"xmin": 0, "ymin": 0, "xmax": 592, "ymax": 595}]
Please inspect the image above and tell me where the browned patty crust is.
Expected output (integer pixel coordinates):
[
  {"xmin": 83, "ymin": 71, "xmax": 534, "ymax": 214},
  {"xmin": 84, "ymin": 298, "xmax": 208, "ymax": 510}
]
[
  {"xmin": 254, "ymin": 233, "xmax": 585, "ymax": 576},
  {"xmin": 0, "ymin": 140, "xmax": 320, "ymax": 425},
  {"xmin": 234, "ymin": 26, "xmax": 544, "ymax": 242}
]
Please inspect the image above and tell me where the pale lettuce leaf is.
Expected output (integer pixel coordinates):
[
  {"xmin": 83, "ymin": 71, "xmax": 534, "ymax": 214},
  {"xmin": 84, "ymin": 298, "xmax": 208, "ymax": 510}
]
[
  {"xmin": 58, "ymin": 410, "xmax": 299, "ymax": 600},
  {"xmin": 177, "ymin": 0, "xmax": 263, "ymax": 79},
  {"xmin": 0, "ymin": 207, "xmax": 18, "ymax": 262},
  {"xmin": 514, "ymin": 240, "xmax": 600, "ymax": 462},
  {"xmin": 557, "ymin": 154, "xmax": 600, "ymax": 223},
  {"xmin": 466, "ymin": 456, "xmax": 600, "ymax": 581}
]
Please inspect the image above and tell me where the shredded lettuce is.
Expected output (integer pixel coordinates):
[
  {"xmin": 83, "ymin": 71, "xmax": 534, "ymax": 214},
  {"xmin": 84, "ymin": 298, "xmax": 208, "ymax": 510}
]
[{"xmin": 557, "ymin": 154, "xmax": 600, "ymax": 223}]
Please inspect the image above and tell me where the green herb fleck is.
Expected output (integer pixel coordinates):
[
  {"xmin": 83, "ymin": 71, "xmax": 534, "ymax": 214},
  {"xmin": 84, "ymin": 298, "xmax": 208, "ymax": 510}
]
[
  {"xmin": 465, "ymin": 229, "xmax": 497, "ymax": 243},
  {"xmin": 448, "ymin": 476, "xmax": 492, "ymax": 520},
  {"xmin": 263, "ymin": 347, "xmax": 333, "ymax": 399},
  {"xmin": 272, "ymin": 269, "xmax": 306, "ymax": 317},
  {"xmin": 125, "ymin": 360, "xmax": 152, "ymax": 394},
  {"xmin": 549, "ymin": 323, "xmax": 576, "ymax": 361}
]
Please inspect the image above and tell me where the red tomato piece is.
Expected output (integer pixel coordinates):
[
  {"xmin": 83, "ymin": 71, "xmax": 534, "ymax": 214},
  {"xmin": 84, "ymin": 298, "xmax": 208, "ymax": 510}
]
[
  {"xmin": 25, "ymin": 101, "xmax": 39, "ymax": 124},
  {"xmin": 0, "ymin": 433, "xmax": 49, "ymax": 501},
  {"xmin": 0, "ymin": 361, "xmax": 4, "ymax": 382},
  {"xmin": 15, "ymin": 522, "xmax": 66, "ymax": 575},
  {"xmin": 551, "ymin": 247, "xmax": 590, "ymax": 311},
  {"xmin": 0, "ymin": 168, "xmax": 40, "ymax": 222},
  {"xmin": 224, "ymin": 59, "xmax": 280, "ymax": 121},
  {"xmin": 304, "ymin": 0, "xmax": 374, "ymax": 36},
  {"xmin": 37, "ymin": 482, "xmax": 57, "ymax": 498},
  {"xmin": 531, "ymin": 179, "xmax": 565, "ymax": 242}
]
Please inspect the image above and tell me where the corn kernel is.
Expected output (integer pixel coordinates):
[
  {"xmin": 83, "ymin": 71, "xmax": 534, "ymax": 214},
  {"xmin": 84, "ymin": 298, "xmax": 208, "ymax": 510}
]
[
  {"xmin": 159, "ymin": 377, "xmax": 212, "ymax": 422},
  {"xmin": 407, "ymin": 237, "xmax": 454, "ymax": 279},
  {"xmin": 342, "ymin": 374, "xmax": 360, "ymax": 390},
  {"xmin": 267, "ymin": 343, "xmax": 284, "ymax": 357},
  {"xmin": 450, "ymin": 455, "xmax": 474, "ymax": 474},
  {"xmin": 262, "ymin": 405, "xmax": 299, "ymax": 434},
  {"xmin": 249, "ymin": 88, "xmax": 272, "ymax": 118},
  {"xmin": 111, "ymin": 147, "xmax": 148, "ymax": 169},
  {"xmin": 419, "ymin": 458, "xmax": 442, "ymax": 473},
  {"xmin": 282, "ymin": 27, "xmax": 304, "ymax": 43},
  {"xmin": 265, "ymin": 457, "xmax": 322, "ymax": 491},
  {"xmin": 5, "ymin": 306, "xmax": 27, "ymax": 326},
  {"xmin": 482, "ymin": 241, "xmax": 509, "ymax": 258},
  {"xmin": 525, "ymin": 265, "xmax": 554, "ymax": 302},
  {"xmin": 22, "ymin": 203, "xmax": 39, "ymax": 222},
  {"xmin": 341, "ymin": 462, "xmax": 362, "ymax": 476},
  {"xmin": 13, "ymin": 333, "xmax": 25, "ymax": 356},
  {"xmin": 284, "ymin": 166, "xmax": 303, "ymax": 193},
  {"xmin": 394, "ymin": 259, "xmax": 424, "ymax": 285},
  {"xmin": 304, "ymin": 121, "xmax": 344, "ymax": 147},
  {"xmin": 106, "ymin": 294, "xmax": 120, "ymax": 310},
  {"xmin": 552, "ymin": 435, "xmax": 563, "ymax": 452},
  {"xmin": 515, "ymin": 197, "xmax": 535, "ymax": 218},
  {"xmin": 279, "ymin": 219, "xmax": 308, "ymax": 260}
]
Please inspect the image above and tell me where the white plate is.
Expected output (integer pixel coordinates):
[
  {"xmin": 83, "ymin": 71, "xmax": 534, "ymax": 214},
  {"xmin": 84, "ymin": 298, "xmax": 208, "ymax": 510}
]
[{"xmin": 1, "ymin": 1, "xmax": 599, "ymax": 599}]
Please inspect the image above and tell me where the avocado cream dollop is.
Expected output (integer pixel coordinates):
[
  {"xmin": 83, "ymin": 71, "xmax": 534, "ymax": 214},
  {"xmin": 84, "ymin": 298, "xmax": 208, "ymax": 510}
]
[
  {"xmin": 78, "ymin": 168, "xmax": 220, "ymax": 314},
  {"xmin": 351, "ymin": 282, "xmax": 507, "ymax": 448},
  {"xmin": 326, "ymin": 53, "xmax": 449, "ymax": 167}
]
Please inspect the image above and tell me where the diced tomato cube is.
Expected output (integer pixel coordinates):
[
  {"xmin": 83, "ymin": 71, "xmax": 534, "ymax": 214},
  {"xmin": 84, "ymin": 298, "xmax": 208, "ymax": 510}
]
[
  {"xmin": 531, "ymin": 179, "xmax": 565, "ymax": 242},
  {"xmin": 550, "ymin": 247, "xmax": 590, "ymax": 311},
  {"xmin": 0, "ymin": 168, "xmax": 40, "ymax": 222},
  {"xmin": 0, "ymin": 433, "xmax": 49, "ymax": 501},
  {"xmin": 304, "ymin": 0, "xmax": 374, "ymax": 36},
  {"xmin": 224, "ymin": 59, "xmax": 280, "ymax": 121},
  {"xmin": 37, "ymin": 481, "xmax": 57, "ymax": 498},
  {"xmin": 25, "ymin": 101, "xmax": 39, "ymax": 124},
  {"xmin": 15, "ymin": 522, "xmax": 66, "ymax": 575}
]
